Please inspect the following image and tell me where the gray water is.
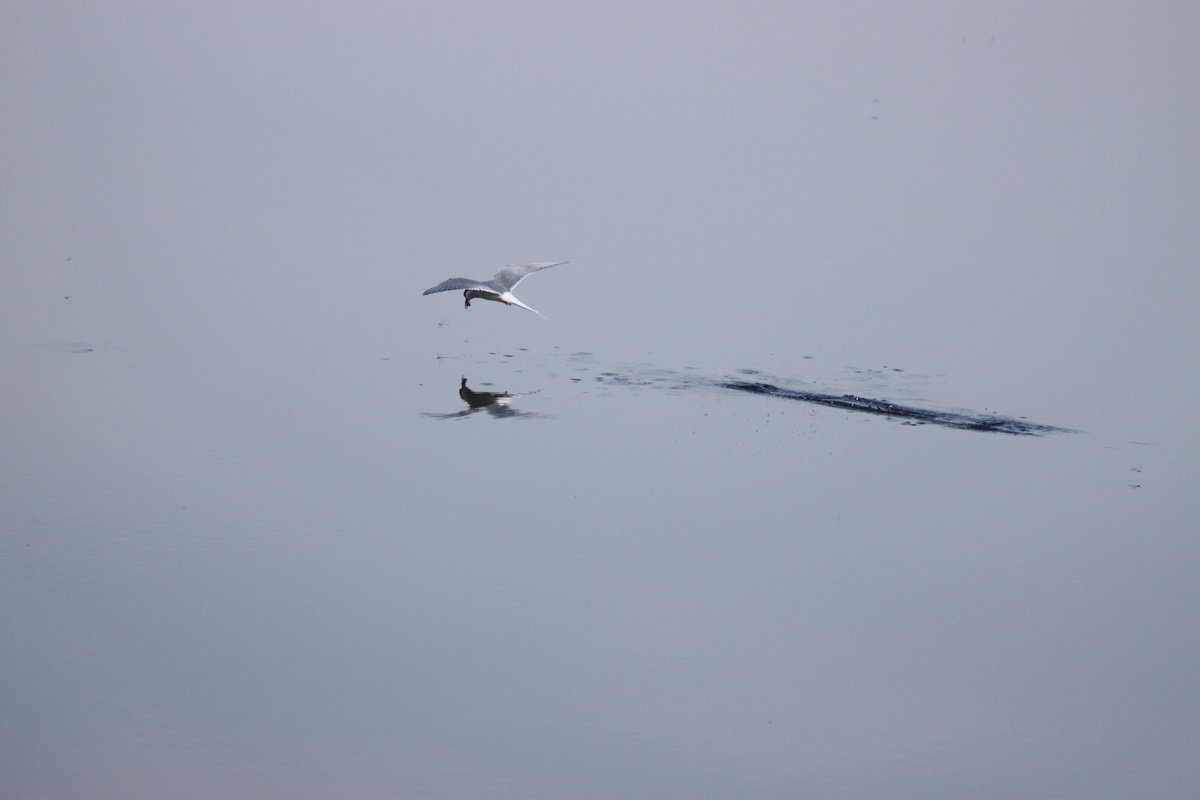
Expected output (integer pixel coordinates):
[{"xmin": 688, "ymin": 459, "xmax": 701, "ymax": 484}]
[{"xmin": 3, "ymin": 5, "xmax": 1198, "ymax": 799}]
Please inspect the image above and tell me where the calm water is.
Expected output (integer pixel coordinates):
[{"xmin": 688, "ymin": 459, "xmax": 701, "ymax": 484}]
[
  {"xmin": 3, "ymin": 324, "xmax": 1195, "ymax": 799},
  {"xmin": 3, "ymin": 4, "xmax": 1198, "ymax": 798}
]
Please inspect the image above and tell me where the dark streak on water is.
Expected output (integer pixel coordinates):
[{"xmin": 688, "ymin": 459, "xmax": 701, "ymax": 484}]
[
  {"xmin": 431, "ymin": 353, "xmax": 1074, "ymax": 435},
  {"xmin": 720, "ymin": 380, "xmax": 1073, "ymax": 435},
  {"xmin": 586, "ymin": 362, "xmax": 1073, "ymax": 435}
]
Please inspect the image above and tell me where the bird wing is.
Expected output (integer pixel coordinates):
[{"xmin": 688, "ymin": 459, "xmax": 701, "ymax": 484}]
[
  {"xmin": 491, "ymin": 261, "xmax": 568, "ymax": 291},
  {"xmin": 422, "ymin": 277, "xmax": 490, "ymax": 295}
]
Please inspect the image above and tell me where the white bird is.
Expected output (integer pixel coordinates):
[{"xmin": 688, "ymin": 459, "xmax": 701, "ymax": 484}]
[{"xmin": 422, "ymin": 261, "xmax": 568, "ymax": 319}]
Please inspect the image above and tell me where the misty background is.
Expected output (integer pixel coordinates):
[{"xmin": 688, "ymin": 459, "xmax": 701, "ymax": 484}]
[{"xmin": 2, "ymin": 3, "xmax": 1198, "ymax": 798}]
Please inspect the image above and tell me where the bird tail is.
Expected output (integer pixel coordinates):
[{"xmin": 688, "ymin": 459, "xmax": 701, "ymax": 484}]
[{"xmin": 505, "ymin": 294, "xmax": 547, "ymax": 319}]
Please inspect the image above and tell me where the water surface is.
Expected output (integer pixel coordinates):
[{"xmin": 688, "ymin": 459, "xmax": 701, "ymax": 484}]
[{"xmin": 3, "ymin": 4, "xmax": 1198, "ymax": 799}]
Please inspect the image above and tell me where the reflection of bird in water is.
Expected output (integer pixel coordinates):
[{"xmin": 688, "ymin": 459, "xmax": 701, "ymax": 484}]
[
  {"xmin": 422, "ymin": 261, "xmax": 567, "ymax": 319},
  {"xmin": 423, "ymin": 377, "xmax": 545, "ymax": 420},
  {"xmin": 459, "ymin": 376, "xmax": 513, "ymax": 409}
]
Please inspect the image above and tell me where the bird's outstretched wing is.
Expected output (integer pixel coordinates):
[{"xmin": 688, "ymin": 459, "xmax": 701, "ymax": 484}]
[
  {"xmin": 423, "ymin": 278, "xmax": 489, "ymax": 295},
  {"xmin": 491, "ymin": 261, "xmax": 568, "ymax": 291}
]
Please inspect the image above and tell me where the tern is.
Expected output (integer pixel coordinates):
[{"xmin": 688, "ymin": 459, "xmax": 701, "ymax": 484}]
[{"xmin": 422, "ymin": 261, "xmax": 568, "ymax": 319}]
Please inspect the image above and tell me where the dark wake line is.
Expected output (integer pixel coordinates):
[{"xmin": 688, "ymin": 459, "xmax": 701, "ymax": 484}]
[
  {"xmin": 721, "ymin": 380, "xmax": 1073, "ymax": 435},
  {"xmin": 436, "ymin": 354, "xmax": 1074, "ymax": 435}
]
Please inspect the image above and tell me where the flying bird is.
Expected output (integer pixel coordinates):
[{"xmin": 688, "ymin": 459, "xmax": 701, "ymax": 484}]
[{"xmin": 422, "ymin": 261, "xmax": 568, "ymax": 319}]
